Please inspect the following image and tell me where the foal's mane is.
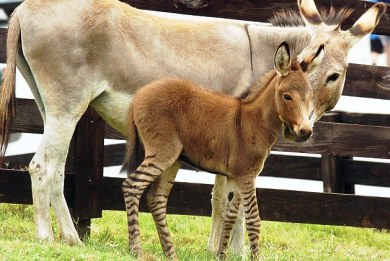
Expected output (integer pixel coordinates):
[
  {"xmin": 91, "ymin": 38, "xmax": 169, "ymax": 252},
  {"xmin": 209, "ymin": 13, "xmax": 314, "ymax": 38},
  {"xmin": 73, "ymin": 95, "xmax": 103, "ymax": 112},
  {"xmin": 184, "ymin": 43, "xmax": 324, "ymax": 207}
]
[
  {"xmin": 269, "ymin": 6, "xmax": 353, "ymax": 27},
  {"xmin": 240, "ymin": 61, "xmax": 301, "ymax": 103}
]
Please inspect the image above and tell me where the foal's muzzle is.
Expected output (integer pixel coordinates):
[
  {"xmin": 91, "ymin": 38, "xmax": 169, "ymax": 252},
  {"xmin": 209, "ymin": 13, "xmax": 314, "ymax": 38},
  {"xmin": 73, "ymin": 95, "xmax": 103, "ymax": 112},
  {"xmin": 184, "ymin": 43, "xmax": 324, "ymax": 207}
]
[{"xmin": 284, "ymin": 124, "xmax": 313, "ymax": 142}]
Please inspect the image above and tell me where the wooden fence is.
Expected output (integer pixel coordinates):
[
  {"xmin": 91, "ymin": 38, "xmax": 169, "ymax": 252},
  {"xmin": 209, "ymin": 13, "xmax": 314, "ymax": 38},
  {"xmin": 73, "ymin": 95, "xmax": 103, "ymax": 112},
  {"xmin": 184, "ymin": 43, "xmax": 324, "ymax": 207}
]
[{"xmin": 0, "ymin": 0, "xmax": 389, "ymax": 236}]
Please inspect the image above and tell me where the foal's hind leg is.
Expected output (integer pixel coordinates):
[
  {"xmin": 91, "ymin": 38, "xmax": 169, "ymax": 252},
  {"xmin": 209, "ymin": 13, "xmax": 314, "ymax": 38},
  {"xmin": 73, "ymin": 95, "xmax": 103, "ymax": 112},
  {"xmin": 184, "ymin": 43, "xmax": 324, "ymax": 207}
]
[
  {"xmin": 122, "ymin": 142, "xmax": 182, "ymax": 258},
  {"xmin": 146, "ymin": 161, "xmax": 181, "ymax": 260}
]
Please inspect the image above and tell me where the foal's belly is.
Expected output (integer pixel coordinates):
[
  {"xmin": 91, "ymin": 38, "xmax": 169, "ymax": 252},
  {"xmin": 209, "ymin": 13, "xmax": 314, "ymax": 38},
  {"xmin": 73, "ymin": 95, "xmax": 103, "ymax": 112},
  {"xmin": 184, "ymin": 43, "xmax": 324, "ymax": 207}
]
[{"xmin": 181, "ymin": 143, "xmax": 233, "ymax": 177}]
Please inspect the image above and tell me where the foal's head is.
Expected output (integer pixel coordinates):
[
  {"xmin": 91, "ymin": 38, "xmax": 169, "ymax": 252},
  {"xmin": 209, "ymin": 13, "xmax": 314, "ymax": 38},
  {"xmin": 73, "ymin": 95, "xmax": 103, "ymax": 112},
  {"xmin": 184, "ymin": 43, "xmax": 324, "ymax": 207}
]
[{"xmin": 273, "ymin": 42, "xmax": 324, "ymax": 142}]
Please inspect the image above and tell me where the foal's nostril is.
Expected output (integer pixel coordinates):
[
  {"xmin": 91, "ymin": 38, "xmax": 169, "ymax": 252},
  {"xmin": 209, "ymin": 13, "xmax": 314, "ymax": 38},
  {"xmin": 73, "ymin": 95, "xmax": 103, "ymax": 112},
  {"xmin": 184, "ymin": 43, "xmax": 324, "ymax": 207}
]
[{"xmin": 299, "ymin": 128, "xmax": 312, "ymax": 139}]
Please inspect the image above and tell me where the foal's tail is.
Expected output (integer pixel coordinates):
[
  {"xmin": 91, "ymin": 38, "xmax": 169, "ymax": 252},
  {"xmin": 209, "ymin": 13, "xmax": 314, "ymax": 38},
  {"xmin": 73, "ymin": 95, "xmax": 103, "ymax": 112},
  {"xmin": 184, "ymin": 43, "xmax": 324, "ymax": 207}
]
[
  {"xmin": 0, "ymin": 13, "xmax": 20, "ymax": 158},
  {"xmin": 121, "ymin": 106, "xmax": 143, "ymax": 174}
]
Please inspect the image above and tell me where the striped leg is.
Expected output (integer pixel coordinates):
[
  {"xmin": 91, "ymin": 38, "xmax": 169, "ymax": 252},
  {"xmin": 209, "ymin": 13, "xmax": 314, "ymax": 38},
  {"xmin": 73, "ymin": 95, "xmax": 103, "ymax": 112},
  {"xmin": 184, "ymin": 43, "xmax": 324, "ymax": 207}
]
[
  {"xmin": 122, "ymin": 159, "xmax": 165, "ymax": 258},
  {"xmin": 217, "ymin": 192, "xmax": 241, "ymax": 258},
  {"xmin": 241, "ymin": 186, "xmax": 261, "ymax": 259},
  {"xmin": 146, "ymin": 161, "xmax": 181, "ymax": 260}
]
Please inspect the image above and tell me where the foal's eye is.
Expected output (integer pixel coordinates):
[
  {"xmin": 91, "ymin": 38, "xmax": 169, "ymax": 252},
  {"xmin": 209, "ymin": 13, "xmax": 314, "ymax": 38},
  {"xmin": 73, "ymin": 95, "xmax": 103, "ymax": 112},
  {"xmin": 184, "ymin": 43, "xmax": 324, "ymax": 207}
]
[
  {"xmin": 326, "ymin": 73, "xmax": 341, "ymax": 84},
  {"xmin": 283, "ymin": 94, "xmax": 293, "ymax": 101}
]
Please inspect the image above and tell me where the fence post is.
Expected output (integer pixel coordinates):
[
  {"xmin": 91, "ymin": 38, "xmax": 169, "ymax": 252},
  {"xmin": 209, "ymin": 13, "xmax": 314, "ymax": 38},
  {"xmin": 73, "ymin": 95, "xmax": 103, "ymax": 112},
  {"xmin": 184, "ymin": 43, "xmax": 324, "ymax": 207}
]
[
  {"xmin": 71, "ymin": 107, "xmax": 104, "ymax": 239},
  {"xmin": 321, "ymin": 154, "xmax": 355, "ymax": 194}
]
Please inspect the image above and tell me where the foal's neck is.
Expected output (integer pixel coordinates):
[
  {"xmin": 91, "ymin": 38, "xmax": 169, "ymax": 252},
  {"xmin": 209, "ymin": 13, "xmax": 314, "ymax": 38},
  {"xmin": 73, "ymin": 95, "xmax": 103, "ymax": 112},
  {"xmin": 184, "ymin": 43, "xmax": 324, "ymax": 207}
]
[{"xmin": 240, "ymin": 73, "xmax": 283, "ymax": 145}]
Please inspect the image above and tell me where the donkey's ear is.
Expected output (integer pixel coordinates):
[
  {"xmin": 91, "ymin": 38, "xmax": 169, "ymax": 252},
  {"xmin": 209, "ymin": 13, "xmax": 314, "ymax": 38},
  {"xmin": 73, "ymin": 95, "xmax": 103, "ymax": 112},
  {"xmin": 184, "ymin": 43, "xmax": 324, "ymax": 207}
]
[
  {"xmin": 300, "ymin": 44, "xmax": 324, "ymax": 74},
  {"xmin": 298, "ymin": 0, "xmax": 326, "ymax": 33},
  {"xmin": 345, "ymin": 2, "xmax": 386, "ymax": 49},
  {"xmin": 274, "ymin": 42, "xmax": 291, "ymax": 76}
]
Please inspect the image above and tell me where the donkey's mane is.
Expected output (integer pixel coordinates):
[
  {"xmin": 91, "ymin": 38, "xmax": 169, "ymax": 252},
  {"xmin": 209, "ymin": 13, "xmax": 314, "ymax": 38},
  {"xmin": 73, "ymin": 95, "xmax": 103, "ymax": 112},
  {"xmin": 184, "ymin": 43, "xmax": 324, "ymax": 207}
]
[{"xmin": 269, "ymin": 7, "xmax": 353, "ymax": 27}]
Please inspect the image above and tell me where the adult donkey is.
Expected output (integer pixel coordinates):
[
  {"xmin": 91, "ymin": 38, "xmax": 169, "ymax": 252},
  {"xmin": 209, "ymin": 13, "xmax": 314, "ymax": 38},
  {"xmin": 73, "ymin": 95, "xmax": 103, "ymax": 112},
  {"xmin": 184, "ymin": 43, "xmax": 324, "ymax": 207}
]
[{"xmin": 0, "ymin": 0, "xmax": 385, "ymax": 252}]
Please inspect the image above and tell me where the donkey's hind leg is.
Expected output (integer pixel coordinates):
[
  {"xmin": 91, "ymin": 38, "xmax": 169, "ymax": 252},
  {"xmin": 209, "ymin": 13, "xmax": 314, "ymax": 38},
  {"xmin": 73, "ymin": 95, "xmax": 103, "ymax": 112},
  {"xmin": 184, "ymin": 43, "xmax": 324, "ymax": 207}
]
[
  {"xmin": 146, "ymin": 160, "xmax": 181, "ymax": 260},
  {"xmin": 29, "ymin": 113, "xmax": 86, "ymax": 245}
]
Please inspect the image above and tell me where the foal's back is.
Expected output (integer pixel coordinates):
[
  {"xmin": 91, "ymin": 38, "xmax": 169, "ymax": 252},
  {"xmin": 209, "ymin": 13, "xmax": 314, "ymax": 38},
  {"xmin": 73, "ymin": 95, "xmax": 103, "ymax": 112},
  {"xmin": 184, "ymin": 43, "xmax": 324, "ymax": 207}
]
[{"xmin": 133, "ymin": 77, "xmax": 238, "ymax": 127}]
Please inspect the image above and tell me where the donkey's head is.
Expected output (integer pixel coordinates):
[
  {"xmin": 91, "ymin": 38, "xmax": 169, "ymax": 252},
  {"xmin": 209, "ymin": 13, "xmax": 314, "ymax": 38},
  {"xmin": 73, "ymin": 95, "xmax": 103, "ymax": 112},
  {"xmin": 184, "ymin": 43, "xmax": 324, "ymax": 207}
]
[
  {"xmin": 297, "ymin": 0, "xmax": 386, "ymax": 123},
  {"xmin": 274, "ymin": 42, "xmax": 324, "ymax": 142}
]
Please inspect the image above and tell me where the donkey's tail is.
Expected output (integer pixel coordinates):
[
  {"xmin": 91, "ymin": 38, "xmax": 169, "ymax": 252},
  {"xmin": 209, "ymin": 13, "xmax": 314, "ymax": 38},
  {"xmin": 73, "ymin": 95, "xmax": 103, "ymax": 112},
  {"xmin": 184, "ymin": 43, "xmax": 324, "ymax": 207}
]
[
  {"xmin": 0, "ymin": 13, "xmax": 20, "ymax": 158},
  {"xmin": 121, "ymin": 106, "xmax": 143, "ymax": 174}
]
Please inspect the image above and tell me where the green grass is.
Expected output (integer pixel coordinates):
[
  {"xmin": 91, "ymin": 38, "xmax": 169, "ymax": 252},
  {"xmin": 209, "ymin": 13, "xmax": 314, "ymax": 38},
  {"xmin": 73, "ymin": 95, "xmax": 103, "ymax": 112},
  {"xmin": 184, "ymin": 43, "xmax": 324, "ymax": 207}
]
[{"xmin": 0, "ymin": 203, "xmax": 389, "ymax": 260}]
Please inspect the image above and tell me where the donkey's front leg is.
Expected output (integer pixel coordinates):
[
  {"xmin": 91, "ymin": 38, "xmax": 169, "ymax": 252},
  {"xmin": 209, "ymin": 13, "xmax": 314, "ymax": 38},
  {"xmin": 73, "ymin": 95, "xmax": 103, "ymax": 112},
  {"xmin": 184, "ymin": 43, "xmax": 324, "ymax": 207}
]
[
  {"xmin": 209, "ymin": 175, "xmax": 246, "ymax": 256},
  {"xmin": 208, "ymin": 175, "xmax": 227, "ymax": 253},
  {"xmin": 229, "ymin": 203, "xmax": 246, "ymax": 256},
  {"xmin": 217, "ymin": 191, "xmax": 241, "ymax": 259}
]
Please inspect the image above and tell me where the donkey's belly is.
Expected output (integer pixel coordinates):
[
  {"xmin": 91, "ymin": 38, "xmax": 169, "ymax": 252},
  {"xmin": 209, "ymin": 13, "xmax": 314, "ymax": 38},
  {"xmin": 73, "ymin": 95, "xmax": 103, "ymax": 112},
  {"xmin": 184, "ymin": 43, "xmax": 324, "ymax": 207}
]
[{"xmin": 90, "ymin": 90, "xmax": 133, "ymax": 135}]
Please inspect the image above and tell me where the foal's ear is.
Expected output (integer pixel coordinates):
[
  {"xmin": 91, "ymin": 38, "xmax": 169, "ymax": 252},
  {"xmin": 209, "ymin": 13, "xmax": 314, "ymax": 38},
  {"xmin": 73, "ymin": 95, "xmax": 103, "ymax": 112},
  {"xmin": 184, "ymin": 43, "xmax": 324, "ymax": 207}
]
[
  {"xmin": 300, "ymin": 44, "xmax": 324, "ymax": 74},
  {"xmin": 298, "ymin": 0, "xmax": 326, "ymax": 33},
  {"xmin": 274, "ymin": 42, "xmax": 291, "ymax": 76},
  {"xmin": 345, "ymin": 2, "xmax": 386, "ymax": 49}
]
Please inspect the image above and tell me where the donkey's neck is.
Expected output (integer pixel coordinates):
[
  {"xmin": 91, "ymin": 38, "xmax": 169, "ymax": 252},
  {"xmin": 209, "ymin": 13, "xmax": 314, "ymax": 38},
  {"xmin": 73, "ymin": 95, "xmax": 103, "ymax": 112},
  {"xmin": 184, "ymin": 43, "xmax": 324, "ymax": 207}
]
[{"xmin": 247, "ymin": 24, "xmax": 311, "ymax": 82}]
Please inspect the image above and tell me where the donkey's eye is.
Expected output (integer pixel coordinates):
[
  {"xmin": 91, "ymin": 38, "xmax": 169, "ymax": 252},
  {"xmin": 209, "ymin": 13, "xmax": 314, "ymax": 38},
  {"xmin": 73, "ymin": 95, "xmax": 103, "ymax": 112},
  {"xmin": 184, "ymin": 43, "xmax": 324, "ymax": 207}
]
[
  {"xmin": 283, "ymin": 94, "xmax": 293, "ymax": 101},
  {"xmin": 326, "ymin": 73, "xmax": 340, "ymax": 84}
]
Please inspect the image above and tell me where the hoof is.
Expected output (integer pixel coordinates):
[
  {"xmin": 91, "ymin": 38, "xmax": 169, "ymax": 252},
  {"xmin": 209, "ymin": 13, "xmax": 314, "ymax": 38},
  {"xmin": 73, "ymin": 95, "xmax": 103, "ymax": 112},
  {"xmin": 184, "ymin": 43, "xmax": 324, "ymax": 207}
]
[
  {"xmin": 62, "ymin": 231, "xmax": 82, "ymax": 246},
  {"xmin": 63, "ymin": 236, "xmax": 82, "ymax": 246},
  {"xmin": 130, "ymin": 246, "xmax": 143, "ymax": 259},
  {"xmin": 37, "ymin": 230, "xmax": 54, "ymax": 243},
  {"xmin": 216, "ymin": 250, "xmax": 228, "ymax": 260},
  {"xmin": 207, "ymin": 243, "xmax": 217, "ymax": 254}
]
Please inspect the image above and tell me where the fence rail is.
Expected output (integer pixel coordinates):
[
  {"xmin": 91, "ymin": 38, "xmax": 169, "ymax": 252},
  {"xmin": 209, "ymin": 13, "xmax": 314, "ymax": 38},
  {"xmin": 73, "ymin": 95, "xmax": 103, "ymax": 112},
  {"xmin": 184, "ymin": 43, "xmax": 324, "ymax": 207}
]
[{"xmin": 0, "ymin": 0, "xmax": 389, "ymax": 235}]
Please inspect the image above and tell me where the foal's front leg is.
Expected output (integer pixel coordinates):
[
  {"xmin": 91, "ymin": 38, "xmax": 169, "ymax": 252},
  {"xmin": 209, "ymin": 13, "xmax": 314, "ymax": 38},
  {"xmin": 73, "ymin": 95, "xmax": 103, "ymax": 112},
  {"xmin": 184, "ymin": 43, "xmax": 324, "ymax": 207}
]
[{"xmin": 241, "ymin": 182, "xmax": 261, "ymax": 259}]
